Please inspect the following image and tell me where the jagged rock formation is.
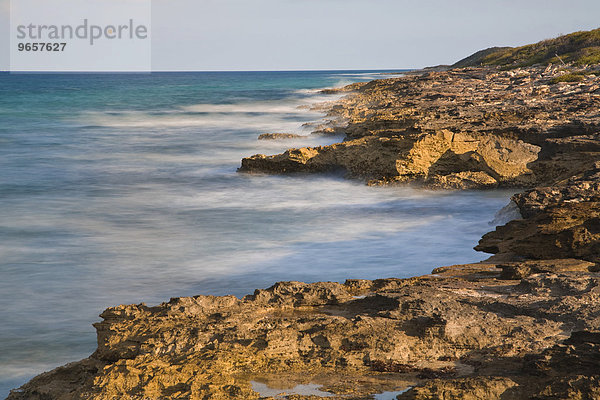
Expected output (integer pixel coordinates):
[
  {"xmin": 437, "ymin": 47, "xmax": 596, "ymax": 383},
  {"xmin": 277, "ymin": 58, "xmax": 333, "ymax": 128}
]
[
  {"xmin": 240, "ymin": 65, "xmax": 600, "ymax": 189},
  {"xmin": 10, "ymin": 34, "xmax": 600, "ymax": 399},
  {"xmin": 242, "ymin": 130, "xmax": 540, "ymax": 189},
  {"xmin": 8, "ymin": 261, "xmax": 600, "ymax": 400},
  {"xmin": 477, "ymin": 162, "xmax": 600, "ymax": 263}
]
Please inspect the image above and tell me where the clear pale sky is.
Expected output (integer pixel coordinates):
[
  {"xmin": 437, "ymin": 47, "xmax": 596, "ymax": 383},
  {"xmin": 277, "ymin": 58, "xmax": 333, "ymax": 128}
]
[{"xmin": 2, "ymin": 0, "xmax": 600, "ymax": 71}]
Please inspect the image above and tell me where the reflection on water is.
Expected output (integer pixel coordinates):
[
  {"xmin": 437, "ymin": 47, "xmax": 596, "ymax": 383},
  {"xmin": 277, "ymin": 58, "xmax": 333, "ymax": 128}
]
[
  {"xmin": 0, "ymin": 70, "xmax": 512, "ymax": 397},
  {"xmin": 249, "ymin": 373, "xmax": 414, "ymax": 398},
  {"xmin": 374, "ymin": 389, "xmax": 412, "ymax": 399},
  {"xmin": 251, "ymin": 381, "xmax": 333, "ymax": 398}
]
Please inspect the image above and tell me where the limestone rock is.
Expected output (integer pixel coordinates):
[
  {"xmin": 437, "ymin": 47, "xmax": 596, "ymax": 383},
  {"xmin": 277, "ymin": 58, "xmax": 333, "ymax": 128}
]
[
  {"xmin": 240, "ymin": 131, "xmax": 540, "ymax": 188},
  {"xmin": 12, "ymin": 65, "xmax": 600, "ymax": 399},
  {"xmin": 400, "ymin": 330, "xmax": 600, "ymax": 400},
  {"xmin": 240, "ymin": 65, "xmax": 600, "ymax": 189},
  {"xmin": 9, "ymin": 261, "xmax": 600, "ymax": 399},
  {"xmin": 258, "ymin": 133, "xmax": 305, "ymax": 140},
  {"xmin": 513, "ymin": 161, "xmax": 600, "ymax": 218},
  {"xmin": 476, "ymin": 201, "xmax": 600, "ymax": 263},
  {"xmin": 497, "ymin": 259, "xmax": 596, "ymax": 279}
]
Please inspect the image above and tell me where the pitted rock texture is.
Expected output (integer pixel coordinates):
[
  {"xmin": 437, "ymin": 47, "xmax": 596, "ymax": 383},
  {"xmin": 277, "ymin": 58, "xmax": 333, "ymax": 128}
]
[
  {"xmin": 477, "ymin": 161, "xmax": 600, "ymax": 263},
  {"xmin": 241, "ymin": 129, "xmax": 540, "ymax": 189},
  {"xmin": 512, "ymin": 161, "xmax": 600, "ymax": 218},
  {"xmin": 402, "ymin": 331, "xmax": 600, "ymax": 400},
  {"xmin": 8, "ymin": 263, "xmax": 600, "ymax": 400},
  {"xmin": 240, "ymin": 65, "xmax": 600, "ymax": 189},
  {"xmin": 10, "ymin": 64, "xmax": 600, "ymax": 399}
]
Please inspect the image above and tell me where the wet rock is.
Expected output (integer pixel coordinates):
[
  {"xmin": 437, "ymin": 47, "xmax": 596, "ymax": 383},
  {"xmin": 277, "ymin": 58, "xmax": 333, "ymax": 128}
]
[
  {"xmin": 258, "ymin": 133, "xmax": 306, "ymax": 140},
  {"xmin": 398, "ymin": 376, "xmax": 521, "ymax": 400}
]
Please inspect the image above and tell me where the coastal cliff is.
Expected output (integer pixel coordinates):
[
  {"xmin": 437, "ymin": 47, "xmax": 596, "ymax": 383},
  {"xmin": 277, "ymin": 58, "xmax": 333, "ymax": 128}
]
[{"xmin": 9, "ymin": 31, "xmax": 600, "ymax": 400}]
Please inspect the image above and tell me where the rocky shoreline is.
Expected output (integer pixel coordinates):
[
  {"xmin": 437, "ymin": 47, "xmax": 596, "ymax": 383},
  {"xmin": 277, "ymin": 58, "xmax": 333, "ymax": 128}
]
[
  {"xmin": 9, "ymin": 65, "xmax": 600, "ymax": 399},
  {"xmin": 240, "ymin": 65, "xmax": 600, "ymax": 190}
]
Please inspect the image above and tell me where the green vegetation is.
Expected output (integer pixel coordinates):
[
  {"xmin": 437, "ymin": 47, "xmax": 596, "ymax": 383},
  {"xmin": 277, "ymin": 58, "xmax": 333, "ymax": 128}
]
[
  {"xmin": 549, "ymin": 73, "xmax": 586, "ymax": 84},
  {"xmin": 453, "ymin": 28, "xmax": 600, "ymax": 68}
]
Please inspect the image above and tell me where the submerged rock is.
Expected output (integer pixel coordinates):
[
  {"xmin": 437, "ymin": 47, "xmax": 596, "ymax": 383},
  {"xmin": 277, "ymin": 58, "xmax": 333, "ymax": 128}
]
[{"xmin": 258, "ymin": 133, "xmax": 306, "ymax": 140}]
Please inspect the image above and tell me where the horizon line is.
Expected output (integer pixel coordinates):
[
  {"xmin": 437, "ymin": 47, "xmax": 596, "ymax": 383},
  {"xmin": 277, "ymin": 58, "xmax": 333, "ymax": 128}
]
[{"xmin": 1, "ymin": 67, "xmax": 416, "ymax": 74}]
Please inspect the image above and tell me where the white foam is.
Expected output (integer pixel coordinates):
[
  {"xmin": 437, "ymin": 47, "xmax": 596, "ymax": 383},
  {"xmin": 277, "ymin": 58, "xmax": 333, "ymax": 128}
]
[
  {"xmin": 490, "ymin": 201, "xmax": 522, "ymax": 226},
  {"xmin": 293, "ymin": 88, "xmax": 324, "ymax": 95},
  {"xmin": 333, "ymin": 72, "xmax": 405, "ymax": 80},
  {"xmin": 72, "ymin": 93, "xmax": 341, "ymax": 131},
  {"xmin": 75, "ymin": 111, "xmax": 313, "ymax": 131},
  {"xmin": 332, "ymin": 78, "xmax": 355, "ymax": 87},
  {"xmin": 180, "ymin": 102, "xmax": 304, "ymax": 114}
]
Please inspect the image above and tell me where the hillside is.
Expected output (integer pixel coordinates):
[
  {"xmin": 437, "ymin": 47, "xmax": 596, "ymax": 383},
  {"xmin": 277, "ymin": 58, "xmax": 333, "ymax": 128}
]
[{"xmin": 453, "ymin": 27, "xmax": 600, "ymax": 68}]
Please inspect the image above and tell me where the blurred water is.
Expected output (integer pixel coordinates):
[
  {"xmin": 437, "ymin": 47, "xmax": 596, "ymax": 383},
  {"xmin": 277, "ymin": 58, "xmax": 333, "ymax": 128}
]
[{"xmin": 0, "ymin": 70, "xmax": 513, "ymax": 397}]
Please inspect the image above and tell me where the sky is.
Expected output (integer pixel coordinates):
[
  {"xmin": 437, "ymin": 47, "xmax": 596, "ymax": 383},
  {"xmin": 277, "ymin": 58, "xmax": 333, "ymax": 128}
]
[{"xmin": 2, "ymin": 0, "xmax": 600, "ymax": 71}]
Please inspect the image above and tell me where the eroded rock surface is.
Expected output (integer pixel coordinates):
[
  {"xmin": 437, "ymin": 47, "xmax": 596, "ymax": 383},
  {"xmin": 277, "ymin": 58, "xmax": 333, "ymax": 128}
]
[
  {"xmin": 477, "ymin": 162, "xmax": 600, "ymax": 263},
  {"xmin": 240, "ymin": 65, "xmax": 600, "ymax": 189},
  {"xmin": 8, "ymin": 263, "xmax": 600, "ymax": 400},
  {"xmin": 241, "ymin": 130, "xmax": 541, "ymax": 189},
  {"xmin": 10, "ymin": 65, "xmax": 600, "ymax": 399}
]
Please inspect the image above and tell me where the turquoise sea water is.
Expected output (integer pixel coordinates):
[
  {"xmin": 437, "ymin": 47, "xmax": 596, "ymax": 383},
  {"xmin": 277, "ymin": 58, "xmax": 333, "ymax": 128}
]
[{"xmin": 0, "ymin": 71, "xmax": 514, "ymax": 397}]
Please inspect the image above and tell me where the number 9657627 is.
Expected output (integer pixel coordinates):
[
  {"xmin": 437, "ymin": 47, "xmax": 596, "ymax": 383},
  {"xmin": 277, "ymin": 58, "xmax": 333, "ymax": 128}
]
[{"xmin": 18, "ymin": 43, "xmax": 67, "ymax": 51}]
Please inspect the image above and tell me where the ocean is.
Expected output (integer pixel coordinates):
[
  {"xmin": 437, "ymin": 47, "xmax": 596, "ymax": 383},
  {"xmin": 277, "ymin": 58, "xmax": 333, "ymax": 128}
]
[{"xmin": 0, "ymin": 70, "xmax": 514, "ymax": 397}]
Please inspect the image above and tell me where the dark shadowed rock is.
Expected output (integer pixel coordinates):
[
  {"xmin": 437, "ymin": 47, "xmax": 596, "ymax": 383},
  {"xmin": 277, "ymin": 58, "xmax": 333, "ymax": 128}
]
[
  {"xmin": 258, "ymin": 133, "xmax": 305, "ymax": 140},
  {"xmin": 497, "ymin": 259, "xmax": 596, "ymax": 279}
]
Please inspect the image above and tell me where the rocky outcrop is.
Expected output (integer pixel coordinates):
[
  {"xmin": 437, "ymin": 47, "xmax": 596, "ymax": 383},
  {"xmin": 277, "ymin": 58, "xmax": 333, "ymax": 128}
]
[
  {"xmin": 10, "ymin": 64, "xmax": 600, "ymax": 399},
  {"xmin": 512, "ymin": 161, "xmax": 600, "ymax": 218},
  {"xmin": 240, "ymin": 65, "xmax": 600, "ymax": 189},
  {"xmin": 241, "ymin": 130, "xmax": 541, "ymax": 189},
  {"xmin": 405, "ymin": 330, "xmax": 600, "ymax": 400},
  {"xmin": 8, "ymin": 261, "xmax": 600, "ymax": 400},
  {"xmin": 258, "ymin": 133, "xmax": 305, "ymax": 140},
  {"xmin": 476, "ymin": 200, "xmax": 600, "ymax": 262},
  {"xmin": 476, "ymin": 161, "xmax": 600, "ymax": 263}
]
